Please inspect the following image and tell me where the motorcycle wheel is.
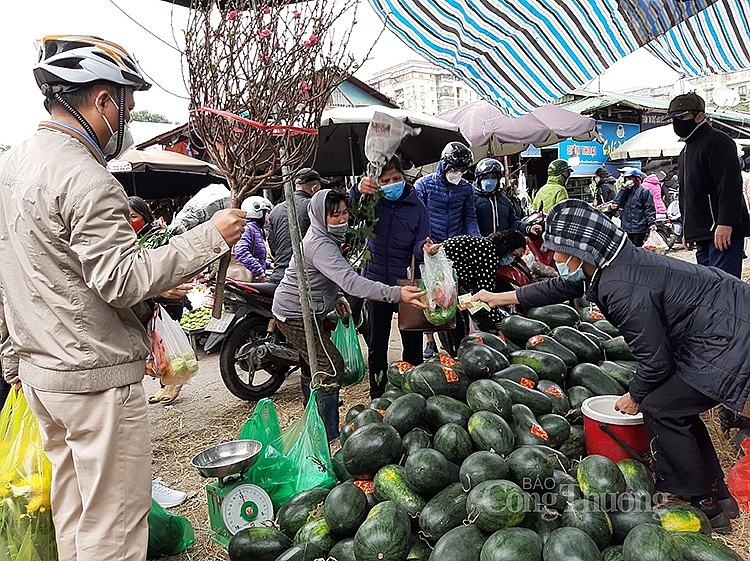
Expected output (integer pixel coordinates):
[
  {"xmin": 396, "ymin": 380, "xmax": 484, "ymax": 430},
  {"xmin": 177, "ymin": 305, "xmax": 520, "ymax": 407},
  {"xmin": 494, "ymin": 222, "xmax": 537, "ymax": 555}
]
[
  {"xmin": 667, "ymin": 233, "xmax": 678, "ymax": 250},
  {"xmin": 219, "ymin": 315, "xmax": 291, "ymax": 401}
]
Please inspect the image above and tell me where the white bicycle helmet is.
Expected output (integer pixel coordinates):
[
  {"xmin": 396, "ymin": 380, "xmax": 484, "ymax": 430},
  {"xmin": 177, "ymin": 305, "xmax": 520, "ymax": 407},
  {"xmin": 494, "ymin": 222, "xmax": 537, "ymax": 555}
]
[
  {"xmin": 33, "ymin": 35, "xmax": 151, "ymax": 96},
  {"xmin": 241, "ymin": 196, "xmax": 273, "ymax": 219}
]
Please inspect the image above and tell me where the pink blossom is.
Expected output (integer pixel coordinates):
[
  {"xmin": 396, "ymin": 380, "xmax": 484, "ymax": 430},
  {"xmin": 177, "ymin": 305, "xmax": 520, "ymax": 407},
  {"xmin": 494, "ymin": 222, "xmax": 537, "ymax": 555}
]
[
  {"xmin": 302, "ymin": 40, "xmax": 310, "ymax": 47},
  {"xmin": 308, "ymin": 34, "xmax": 318, "ymax": 45},
  {"xmin": 258, "ymin": 53, "xmax": 270, "ymax": 63},
  {"xmin": 300, "ymin": 81, "xmax": 309, "ymax": 92},
  {"xmin": 258, "ymin": 29, "xmax": 271, "ymax": 39},
  {"xmin": 293, "ymin": 10, "xmax": 301, "ymax": 18},
  {"xmin": 228, "ymin": 9, "xmax": 237, "ymax": 19},
  {"xmin": 263, "ymin": 6, "xmax": 270, "ymax": 14}
]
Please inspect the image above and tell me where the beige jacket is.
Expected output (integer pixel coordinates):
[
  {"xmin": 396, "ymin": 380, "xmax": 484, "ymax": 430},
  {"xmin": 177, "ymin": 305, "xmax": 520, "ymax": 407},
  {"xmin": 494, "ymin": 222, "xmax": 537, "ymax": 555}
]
[{"xmin": 0, "ymin": 122, "xmax": 229, "ymax": 392}]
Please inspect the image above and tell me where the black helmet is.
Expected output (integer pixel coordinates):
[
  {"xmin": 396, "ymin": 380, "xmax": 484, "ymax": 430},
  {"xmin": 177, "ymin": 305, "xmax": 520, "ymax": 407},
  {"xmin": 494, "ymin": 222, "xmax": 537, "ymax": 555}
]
[
  {"xmin": 441, "ymin": 142, "xmax": 474, "ymax": 167},
  {"xmin": 475, "ymin": 158, "xmax": 504, "ymax": 179}
]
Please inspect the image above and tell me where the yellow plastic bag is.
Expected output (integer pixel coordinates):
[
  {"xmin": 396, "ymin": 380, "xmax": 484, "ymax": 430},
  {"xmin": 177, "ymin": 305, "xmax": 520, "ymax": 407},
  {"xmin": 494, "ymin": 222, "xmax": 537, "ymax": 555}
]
[{"xmin": 0, "ymin": 388, "xmax": 58, "ymax": 561}]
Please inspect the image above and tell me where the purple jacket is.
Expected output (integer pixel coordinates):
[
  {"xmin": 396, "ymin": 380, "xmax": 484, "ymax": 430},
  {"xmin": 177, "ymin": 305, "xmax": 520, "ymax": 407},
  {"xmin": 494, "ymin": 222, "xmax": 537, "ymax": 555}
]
[{"xmin": 234, "ymin": 220, "xmax": 268, "ymax": 277}]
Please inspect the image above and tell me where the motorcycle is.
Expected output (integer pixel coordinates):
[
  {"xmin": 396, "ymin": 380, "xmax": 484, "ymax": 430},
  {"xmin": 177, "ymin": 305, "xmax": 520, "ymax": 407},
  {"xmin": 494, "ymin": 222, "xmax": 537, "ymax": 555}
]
[
  {"xmin": 203, "ymin": 279, "xmax": 299, "ymax": 401},
  {"xmin": 665, "ymin": 197, "xmax": 682, "ymax": 250}
]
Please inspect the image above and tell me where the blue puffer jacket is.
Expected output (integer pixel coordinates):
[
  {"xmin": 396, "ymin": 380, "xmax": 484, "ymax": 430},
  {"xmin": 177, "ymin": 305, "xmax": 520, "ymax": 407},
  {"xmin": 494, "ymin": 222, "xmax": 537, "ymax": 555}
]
[
  {"xmin": 612, "ymin": 185, "xmax": 656, "ymax": 234},
  {"xmin": 414, "ymin": 161, "xmax": 480, "ymax": 242},
  {"xmin": 349, "ymin": 183, "xmax": 431, "ymax": 285},
  {"xmin": 475, "ymin": 190, "xmax": 529, "ymax": 236}
]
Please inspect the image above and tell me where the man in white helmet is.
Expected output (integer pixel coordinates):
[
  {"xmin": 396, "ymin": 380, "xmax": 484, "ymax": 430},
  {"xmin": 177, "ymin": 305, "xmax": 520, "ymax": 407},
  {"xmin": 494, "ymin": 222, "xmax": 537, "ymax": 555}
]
[{"xmin": 0, "ymin": 36, "xmax": 247, "ymax": 561}]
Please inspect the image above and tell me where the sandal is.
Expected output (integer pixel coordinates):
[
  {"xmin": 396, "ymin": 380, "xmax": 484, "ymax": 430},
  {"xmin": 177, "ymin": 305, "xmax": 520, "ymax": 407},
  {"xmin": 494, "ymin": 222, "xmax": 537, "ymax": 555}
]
[
  {"xmin": 148, "ymin": 387, "xmax": 168, "ymax": 404},
  {"xmin": 158, "ymin": 385, "xmax": 183, "ymax": 405}
]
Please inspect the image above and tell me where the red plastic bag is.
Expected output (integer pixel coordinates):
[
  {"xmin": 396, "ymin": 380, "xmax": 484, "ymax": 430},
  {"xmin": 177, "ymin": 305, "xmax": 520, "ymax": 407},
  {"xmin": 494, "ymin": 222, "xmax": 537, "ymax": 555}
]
[{"xmin": 727, "ymin": 437, "xmax": 750, "ymax": 512}]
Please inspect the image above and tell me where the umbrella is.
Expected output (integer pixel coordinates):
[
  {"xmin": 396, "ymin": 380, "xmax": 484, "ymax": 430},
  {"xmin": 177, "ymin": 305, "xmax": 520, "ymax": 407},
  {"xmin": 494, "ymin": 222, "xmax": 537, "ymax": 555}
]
[
  {"xmin": 315, "ymin": 105, "xmax": 468, "ymax": 176},
  {"xmin": 108, "ymin": 149, "xmax": 226, "ymax": 199},
  {"xmin": 438, "ymin": 101, "xmax": 598, "ymax": 157},
  {"xmin": 608, "ymin": 126, "xmax": 685, "ymax": 160}
]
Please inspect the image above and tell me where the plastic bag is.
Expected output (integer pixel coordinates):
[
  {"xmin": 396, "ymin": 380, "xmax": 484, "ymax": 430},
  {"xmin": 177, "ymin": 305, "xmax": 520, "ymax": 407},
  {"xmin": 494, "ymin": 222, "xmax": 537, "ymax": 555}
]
[
  {"xmin": 727, "ymin": 437, "xmax": 750, "ymax": 513},
  {"xmin": 642, "ymin": 229, "xmax": 667, "ymax": 252},
  {"xmin": 146, "ymin": 305, "xmax": 199, "ymax": 385},
  {"xmin": 331, "ymin": 319, "xmax": 366, "ymax": 387},
  {"xmin": 147, "ymin": 499, "xmax": 194, "ymax": 558},
  {"xmin": 0, "ymin": 389, "xmax": 58, "ymax": 561},
  {"xmin": 237, "ymin": 392, "xmax": 336, "ymax": 508},
  {"xmin": 420, "ymin": 247, "xmax": 458, "ymax": 326}
]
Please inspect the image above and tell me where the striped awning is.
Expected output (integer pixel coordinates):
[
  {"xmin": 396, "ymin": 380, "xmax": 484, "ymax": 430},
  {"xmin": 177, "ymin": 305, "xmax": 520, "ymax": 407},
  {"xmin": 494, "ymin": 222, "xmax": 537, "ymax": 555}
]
[{"xmin": 368, "ymin": 0, "xmax": 750, "ymax": 116}]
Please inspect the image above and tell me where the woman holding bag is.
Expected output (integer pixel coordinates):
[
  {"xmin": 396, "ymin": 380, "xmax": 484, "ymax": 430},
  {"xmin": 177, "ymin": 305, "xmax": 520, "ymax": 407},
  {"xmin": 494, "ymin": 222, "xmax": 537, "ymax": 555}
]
[
  {"xmin": 272, "ymin": 189, "xmax": 426, "ymax": 442},
  {"xmin": 351, "ymin": 156, "xmax": 434, "ymax": 399}
]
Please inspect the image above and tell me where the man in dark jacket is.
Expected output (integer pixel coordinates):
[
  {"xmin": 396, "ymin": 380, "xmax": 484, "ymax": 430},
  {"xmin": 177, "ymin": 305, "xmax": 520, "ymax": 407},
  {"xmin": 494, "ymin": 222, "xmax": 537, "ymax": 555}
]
[
  {"xmin": 473, "ymin": 157, "xmax": 542, "ymax": 237},
  {"xmin": 666, "ymin": 92, "xmax": 750, "ymax": 278},
  {"xmin": 474, "ymin": 199, "xmax": 744, "ymax": 534},
  {"xmin": 610, "ymin": 167, "xmax": 656, "ymax": 247},
  {"xmin": 591, "ymin": 167, "xmax": 617, "ymax": 205},
  {"xmin": 352, "ymin": 156, "xmax": 431, "ymax": 398},
  {"xmin": 267, "ymin": 168, "xmax": 328, "ymax": 284}
]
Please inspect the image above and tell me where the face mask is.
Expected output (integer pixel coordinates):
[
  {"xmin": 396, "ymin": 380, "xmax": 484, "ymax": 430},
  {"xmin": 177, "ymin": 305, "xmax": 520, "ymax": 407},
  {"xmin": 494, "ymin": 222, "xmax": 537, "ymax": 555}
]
[
  {"xmin": 673, "ymin": 117, "xmax": 697, "ymax": 139},
  {"xmin": 445, "ymin": 170, "xmax": 464, "ymax": 185},
  {"xmin": 101, "ymin": 96, "xmax": 134, "ymax": 159},
  {"xmin": 624, "ymin": 179, "xmax": 636, "ymax": 189},
  {"xmin": 381, "ymin": 180, "xmax": 405, "ymax": 201},
  {"xmin": 515, "ymin": 188, "xmax": 521, "ymax": 195},
  {"xmin": 480, "ymin": 178, "xmax": 497, "ymax": 193},
  {"xmin": 131, "ymin": 217, "xmax": 146, "ymax": 233},
  {"xmin": 327, "ymin": 222, "xmax": 348, "ymax": 242},
  {"xmin": 499, "ymin": 255, "xmax": 514, "ymax": 266},
  {"xmin": 557, "ymin": 255, "xmax": 586, "ymax": 282}
]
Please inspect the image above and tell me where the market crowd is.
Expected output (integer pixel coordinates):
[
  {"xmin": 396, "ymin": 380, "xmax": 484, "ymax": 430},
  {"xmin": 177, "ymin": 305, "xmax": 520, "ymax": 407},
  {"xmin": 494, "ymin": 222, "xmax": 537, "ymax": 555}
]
[{"xmin": 1, "ymin": 33, "xmax": 750, "ymax": 561}]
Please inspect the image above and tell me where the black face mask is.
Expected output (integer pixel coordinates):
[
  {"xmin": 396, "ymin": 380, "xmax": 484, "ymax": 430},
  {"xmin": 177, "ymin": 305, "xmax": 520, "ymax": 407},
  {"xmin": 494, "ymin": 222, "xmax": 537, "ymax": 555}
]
[{"xmin": 673, "ymin": 117, "xmax": 698, "ymax": 138}]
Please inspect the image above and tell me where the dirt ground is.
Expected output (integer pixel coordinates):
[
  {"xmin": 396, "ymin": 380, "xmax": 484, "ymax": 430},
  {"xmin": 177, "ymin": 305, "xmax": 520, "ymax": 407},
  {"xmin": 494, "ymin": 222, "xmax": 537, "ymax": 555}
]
[{"xmin": 148, "ymin": 245, "xmax": 750, "ymax": 560}]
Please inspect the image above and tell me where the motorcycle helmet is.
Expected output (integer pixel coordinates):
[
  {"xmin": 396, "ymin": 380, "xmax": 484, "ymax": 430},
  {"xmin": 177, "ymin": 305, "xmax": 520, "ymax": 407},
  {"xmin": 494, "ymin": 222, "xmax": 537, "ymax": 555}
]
[
  {"xmin": 475, "ymin": 158, "xmax": 504, "ymax": 179},
  {"xmin": 241, "ymin": 196, "xmax": 273, "ymax": 219},
  {"xmin": 441, "ymin": 142, "xmax": 474, "ymax": 168},
  {"xmin": 617, "ymin": 166, "xmax": 644, "ymax": 179},
  {"xmin": 547, "ymin": 159, "xmax": 572, "ymax": 180},
  {"xmin": 33, "ymin": 35, "xmax": 151, "ymax": 96}
]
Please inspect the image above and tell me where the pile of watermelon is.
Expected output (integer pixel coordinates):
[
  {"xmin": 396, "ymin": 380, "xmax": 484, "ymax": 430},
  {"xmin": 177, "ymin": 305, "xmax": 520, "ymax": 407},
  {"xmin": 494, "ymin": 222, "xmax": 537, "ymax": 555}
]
[{"xmin": 227, "ymin": 303, "xmax": 743, "ymax": 561}]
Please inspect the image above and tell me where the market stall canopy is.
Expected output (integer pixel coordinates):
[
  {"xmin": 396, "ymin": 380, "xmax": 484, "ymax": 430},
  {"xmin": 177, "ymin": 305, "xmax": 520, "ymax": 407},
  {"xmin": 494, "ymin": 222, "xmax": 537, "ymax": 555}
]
[
  {"xmin": 609, "ymin": 124, "xmax": 750, "ymax": 160},
  {"xmin": 368, "ymin": 0, "xmax": 750, "ymax": 116},
  {"xmin": 438, "ymin": 101, "xmax": 598, "ymax": 158},
  {"xmin": 108, "ymin": 149, "xmax": 226, "ymax": 199},
  {"xmin": 315, "ymin": 105, "xmax": 468, "ymax": 176}
]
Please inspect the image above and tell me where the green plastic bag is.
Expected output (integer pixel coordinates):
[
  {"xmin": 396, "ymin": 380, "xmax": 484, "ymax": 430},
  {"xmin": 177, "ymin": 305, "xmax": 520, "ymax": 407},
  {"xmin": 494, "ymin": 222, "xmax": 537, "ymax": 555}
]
[
  {"xmin": 0, "ymin": 389, "xmax": 58, "ymax": 561},
  {"xmin": 331, "ymin": 319, "xmax": 366, "ymax": 387},
  {"xmin": 147, "ymin": 499, "xmax": 194, "ymax": 558},
  {"xmin": 238, "ymin": 392, "xmax": 336, "ymax": 508}
]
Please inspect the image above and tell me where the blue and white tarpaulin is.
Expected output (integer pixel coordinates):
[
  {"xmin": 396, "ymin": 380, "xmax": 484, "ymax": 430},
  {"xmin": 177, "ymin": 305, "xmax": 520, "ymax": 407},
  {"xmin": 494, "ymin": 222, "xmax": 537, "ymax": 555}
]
[{"xmin": 368, "ymin": 0, "xmax": 750, "ymax": 116}]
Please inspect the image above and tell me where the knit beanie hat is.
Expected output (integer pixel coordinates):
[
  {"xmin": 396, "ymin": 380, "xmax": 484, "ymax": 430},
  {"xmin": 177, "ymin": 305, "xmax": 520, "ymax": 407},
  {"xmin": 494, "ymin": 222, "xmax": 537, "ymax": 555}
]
[{"xmin": 543, "ymin": 199, "xmax": 627, "ymax": 269}]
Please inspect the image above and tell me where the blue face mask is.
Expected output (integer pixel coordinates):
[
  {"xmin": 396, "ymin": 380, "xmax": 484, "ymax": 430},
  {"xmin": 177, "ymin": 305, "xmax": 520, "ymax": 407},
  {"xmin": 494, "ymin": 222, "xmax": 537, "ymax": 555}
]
[
  {"xmin": 480, "ymin": 178, "xmax": 498, "ymax": 193},
  {"xmin": 381, "ymin": 180, "xmax": 405, "ymax": 201},
  {"xmin": 499, "ymin": 255, "xmax": 514, "ymax": 266},
  {"xmin": 624, "ymin": 179, "xmax": 636, "ymax": 189},
  {"xmin": 557, "ymin": 255, "xmax": 586, "ymax": 282}
]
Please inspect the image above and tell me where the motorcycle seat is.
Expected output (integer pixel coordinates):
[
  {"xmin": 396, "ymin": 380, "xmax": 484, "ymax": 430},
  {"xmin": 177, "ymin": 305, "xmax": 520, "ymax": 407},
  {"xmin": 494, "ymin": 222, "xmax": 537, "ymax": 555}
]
[{"xmin": 227, "ymin": 280, "xmax": 278, "ymax": 297}]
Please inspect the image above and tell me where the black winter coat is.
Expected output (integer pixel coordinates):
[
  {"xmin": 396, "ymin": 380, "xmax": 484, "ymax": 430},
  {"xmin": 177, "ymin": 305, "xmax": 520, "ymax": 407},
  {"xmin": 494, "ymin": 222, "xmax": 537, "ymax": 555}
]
[
  {"xmin": 612, "ymin": 185, "xmax": 656, "ymax": 234},
  {"xmin": 678, "ymin": 122, "xmax": 750, "ymax": 242},
  {"xmin": 517, "ymin": 243, "xmax": 750, "ymax": 411},
  {"xmin": 594, "ymin": 176, "xmax": 617, "ymax": 205}
]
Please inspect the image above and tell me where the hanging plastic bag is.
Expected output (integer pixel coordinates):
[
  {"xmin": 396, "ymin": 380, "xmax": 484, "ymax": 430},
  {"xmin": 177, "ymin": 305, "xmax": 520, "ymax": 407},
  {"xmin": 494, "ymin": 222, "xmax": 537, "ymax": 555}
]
[
  {"xmin": 331, "ymin": 319, "xmax": 366, "ymax": 387},
  {"xmin": 420, "ymin": 247, "xmax": 458, "ymax": 326},
  {"xmin": 147, "ymin": 499, "xmax": 194, "ymax": 558},
  {"xmin": 237, "ymin": 392, "xmax": 336, "ymax": 508},
  {"xmin": 727, "ymin": 437, "xmax": 750, "ymax": 513},
  {"xmin": 0, "ymin": 388, "xmax": 58, "ymax": 561},
  {"xmin": 146, "ymin": 305, "xmax": 199, "ymax": 385},
  {"xmin": 642, "ymin": 229, "xmax": 667, "ymax": 252}
]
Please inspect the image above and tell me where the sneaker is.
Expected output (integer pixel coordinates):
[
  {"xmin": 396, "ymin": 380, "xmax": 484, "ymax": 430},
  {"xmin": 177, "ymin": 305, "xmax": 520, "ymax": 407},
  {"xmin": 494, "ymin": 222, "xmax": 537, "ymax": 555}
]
[
  {"xmin": 691, "ymin": 496, "xmax": 732, "ymax": 534},
  {"xmin": 152, "ymin": 478, "xmax": 187, "ymax": 509},
  {"xmin": 423, "ymin": 341, "xmax": 438, "ymax": 359}
]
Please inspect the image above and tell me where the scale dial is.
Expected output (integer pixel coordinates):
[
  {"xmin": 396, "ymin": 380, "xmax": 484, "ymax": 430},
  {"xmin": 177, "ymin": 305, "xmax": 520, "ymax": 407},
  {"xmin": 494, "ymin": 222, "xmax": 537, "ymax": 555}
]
[{"xmin": 221, "ymin": 483, "xmax": 274, "ymax": 535}]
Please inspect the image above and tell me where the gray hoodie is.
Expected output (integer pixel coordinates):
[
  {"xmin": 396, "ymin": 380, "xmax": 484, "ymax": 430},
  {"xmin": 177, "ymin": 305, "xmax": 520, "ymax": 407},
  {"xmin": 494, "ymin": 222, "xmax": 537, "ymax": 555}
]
[{"xmin": 272, "ymin": 189, "xmax": 402, "ymax": 321}]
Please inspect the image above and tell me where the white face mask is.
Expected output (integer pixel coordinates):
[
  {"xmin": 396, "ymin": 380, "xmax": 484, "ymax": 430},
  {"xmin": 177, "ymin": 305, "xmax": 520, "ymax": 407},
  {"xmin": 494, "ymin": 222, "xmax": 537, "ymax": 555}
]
[
  {"xmin": 101, "ymin": 96, "xmax": 134, "ymax": 160},
  {"xmin": 446, "ymin": 170, "xmax": 464, "ymax": 185}
]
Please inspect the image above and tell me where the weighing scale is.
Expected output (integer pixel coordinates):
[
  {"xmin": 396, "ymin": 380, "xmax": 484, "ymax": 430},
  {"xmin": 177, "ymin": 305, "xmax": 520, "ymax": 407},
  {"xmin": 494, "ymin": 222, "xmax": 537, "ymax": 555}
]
[{"xmin": 191, "ymin": 440, "xmax": 274, "ymax": 547}]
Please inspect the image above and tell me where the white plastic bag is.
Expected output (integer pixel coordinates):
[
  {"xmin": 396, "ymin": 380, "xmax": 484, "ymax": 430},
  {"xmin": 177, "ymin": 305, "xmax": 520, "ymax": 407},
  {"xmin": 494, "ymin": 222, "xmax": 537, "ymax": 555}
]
[
  {"xmin": 419, "ymin": 247, "xmax": 458, "ymax": 326},
  {"xmin": 146, "ymin": 306, "xmax": 199, "ymax": 384},
  {"xmin": 643, "ymin": 229, "xmax": 667, "ymax": 252}
]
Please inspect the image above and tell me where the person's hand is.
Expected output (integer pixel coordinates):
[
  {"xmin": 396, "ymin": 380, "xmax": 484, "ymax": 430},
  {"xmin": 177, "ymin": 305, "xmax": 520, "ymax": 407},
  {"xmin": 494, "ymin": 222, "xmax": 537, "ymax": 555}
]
[
  {"xmin": 255, "ymin": 273, "xmax": 267, "ymax": 283},
  {"xmin": 6, "ymin": 376, "xmax": 21, "ymax": 390},
  {"xmin": 400, "ymin": 285, "xmax": 427, "ymax": 309},
  {"xmin": 683, "ymin": 237, "xmax": 695, "ymax": 250},
  {"xmin": 335, "ymin": 297, "xmax": 352, "ymax": 318},
  {"xmin": 614, "ymin": 393, "xmax": 641, "ymax": 415},
  {"xmin": 714, "ymin": 225, "xmax": 733, "ymax": 251},
  {"xmin": 160, "ymin": 283, "xmax": 192, "ymax": 300},
  {"xmin": 529, "ymin": 224, "xmax": 543, "ymax": 236},
  {"xmin": 650, "ymin": 224, "xmax": 657, "ymax": 231},
  {"xmin": 423, "ymin": 237, "xmax": 442, "ymax": 255},
  {"xmin": 359, "ymin": 177, "xmax": 379, "ymax": 195},
  {"xmin": 472, "ymin": 289, "xmax": 518, "ymax": 308},
  {"xmin": 211, "ymin": 209, "xmax": 247, "ymax": 245}
]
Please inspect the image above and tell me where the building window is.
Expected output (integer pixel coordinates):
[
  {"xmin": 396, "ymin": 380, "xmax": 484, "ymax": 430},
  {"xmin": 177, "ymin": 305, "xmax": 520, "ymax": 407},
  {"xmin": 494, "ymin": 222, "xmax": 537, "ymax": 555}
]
[{"xmin": 739, "ymin": 85, "xmax": 747, "ymax": 96}]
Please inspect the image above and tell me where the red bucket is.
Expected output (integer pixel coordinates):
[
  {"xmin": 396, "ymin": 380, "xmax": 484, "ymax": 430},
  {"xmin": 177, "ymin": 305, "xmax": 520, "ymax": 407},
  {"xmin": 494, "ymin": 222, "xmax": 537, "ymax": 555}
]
[{"xmin": 581, "ymin": 395, "xmax": 649, "ymax": 464}]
